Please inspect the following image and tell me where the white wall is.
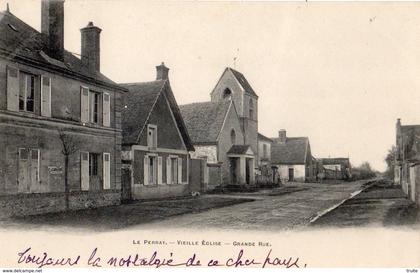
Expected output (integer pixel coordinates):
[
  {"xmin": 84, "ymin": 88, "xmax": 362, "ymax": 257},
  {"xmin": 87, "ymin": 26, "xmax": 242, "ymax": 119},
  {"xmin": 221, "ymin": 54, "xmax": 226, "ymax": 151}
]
[
  {"xmin": 276, "ymin": 164, "xmax": 306, "ymax": 182},
  {"xmin": 190, "ymin": 145, "xmax": 217, "ymax": 163}
]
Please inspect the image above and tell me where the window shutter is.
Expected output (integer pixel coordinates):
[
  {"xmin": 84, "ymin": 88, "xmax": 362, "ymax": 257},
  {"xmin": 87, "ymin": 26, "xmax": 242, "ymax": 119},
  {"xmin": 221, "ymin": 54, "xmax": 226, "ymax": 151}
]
[
  {"xmin": 166, "ymin": 157, "xmax": 172, "ymax": 184},
  {"xmin": 103, "ymin": 153, "xmax": 111, "ymax": 189},
  {"xmin": 80, "ymin": 86, "xmax": 89, "ymax": 123},
  {"xmin": 157, "ymin": 156, "xmax": 163, "ymax": 184},
  {"xmin": 178, "ymin": 158, "xmax": 183, "ymax": 184},
  {"xmin": 6, "ymin": 66, "xmax": 19, "ymax": 111},
  {"xmin": 80, "ymin": 152, "xmax": 89, "ymax": 191},
  {"xmin": 30, "ymin": 149, "xmax": 40, "ymax": 193},
  {"xmin": 143, "ymin": 155, "xmax": 149, "ymax": 185},
  {"xmin": 18, "ymin": 148, "xmax": 29, "ymax": 193},
  {"xmin": 41, "ymin": 76, "xmax": 51, "ymax": 117},
  {"xmin": 103, "ymin": 93, "xmax": 110, "ymax": 127}
]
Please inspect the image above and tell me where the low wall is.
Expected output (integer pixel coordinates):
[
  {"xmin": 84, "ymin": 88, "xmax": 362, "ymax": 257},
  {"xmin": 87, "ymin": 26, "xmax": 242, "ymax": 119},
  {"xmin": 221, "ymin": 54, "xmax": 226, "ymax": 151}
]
[
  {"xmin": 131, "ymin": 184, "xmax": 189, "ymax": 200},
  {"xmin": 0, "ymin": 190, "xmax": 121, "ymax": 219}
]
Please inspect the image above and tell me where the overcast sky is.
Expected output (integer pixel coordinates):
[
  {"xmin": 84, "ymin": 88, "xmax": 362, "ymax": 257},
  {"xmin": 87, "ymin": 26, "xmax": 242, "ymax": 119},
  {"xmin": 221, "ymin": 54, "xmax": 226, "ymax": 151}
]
[{"xmin": 3, "ymin": 0, "xmax": 420, "ymax": 171}]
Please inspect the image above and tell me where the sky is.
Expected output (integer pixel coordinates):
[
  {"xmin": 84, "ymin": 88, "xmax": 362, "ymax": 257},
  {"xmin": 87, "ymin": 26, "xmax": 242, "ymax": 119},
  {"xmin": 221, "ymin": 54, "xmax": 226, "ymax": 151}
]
[{"xmin": 2, "ymin": 0, "xmax": 420, "ymax": 171}]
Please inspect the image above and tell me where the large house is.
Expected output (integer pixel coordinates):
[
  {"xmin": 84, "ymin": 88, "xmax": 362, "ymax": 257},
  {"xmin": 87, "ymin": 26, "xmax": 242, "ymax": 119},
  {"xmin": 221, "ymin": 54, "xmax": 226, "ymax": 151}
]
[
  {"xmin": 271, "ymin": 130, "xmax": 316, "ymax": 182},
  {"xmin": 180, "ymin": 67, "xmax": 259, "ymax": 188},
  {"xmin": 120, "ymin": 64, "xmax": 194, "ymax": 200},
  {"xmin": 0, "ymin": 1, "xmax": 127, "ymax": 217},
  {"xmin": 395, "ymin": 118, "xmax": 420, "ymax": 206}
]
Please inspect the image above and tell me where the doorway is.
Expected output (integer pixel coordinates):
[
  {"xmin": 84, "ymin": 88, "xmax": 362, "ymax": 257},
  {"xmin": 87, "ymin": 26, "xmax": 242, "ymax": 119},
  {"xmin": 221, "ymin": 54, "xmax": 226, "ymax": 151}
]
[
  {"xmin": 229, "ymin": 158, "xmax": 238, "ymax": 184},
  {"xmin": 245, "ymin": 158, "xmax": 251, "ymax": 184},
  {"xmin": 288, "ymin": 168, "xmax": 294, "ymax": 182}
]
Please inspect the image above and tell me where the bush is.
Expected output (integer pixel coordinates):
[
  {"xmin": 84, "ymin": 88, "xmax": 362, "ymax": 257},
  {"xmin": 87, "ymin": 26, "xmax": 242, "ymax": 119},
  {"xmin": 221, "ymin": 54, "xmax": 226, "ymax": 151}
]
[{"xmin": 350, "ymin": 162, "xmax": 377, "ymax": 181}]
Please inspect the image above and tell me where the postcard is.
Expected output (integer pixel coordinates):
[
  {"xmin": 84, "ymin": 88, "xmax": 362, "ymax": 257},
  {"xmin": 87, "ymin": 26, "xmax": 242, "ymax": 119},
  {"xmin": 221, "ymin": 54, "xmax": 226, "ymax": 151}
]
[{"xmin": 0, "ymin": 0, "xmax": 419, "ymax": 270}]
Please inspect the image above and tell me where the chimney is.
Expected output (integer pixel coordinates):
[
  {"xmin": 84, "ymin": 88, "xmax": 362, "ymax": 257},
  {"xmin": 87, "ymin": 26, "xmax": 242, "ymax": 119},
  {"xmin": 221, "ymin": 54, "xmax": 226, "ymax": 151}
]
[
  {"xmin": 41, "ymin": 0, "xmax": 65, "ymax": 61},
  {"xmin": 278, "ymin": 129, "xmax": 286, "ymax": 143},
  {"xmin": 156, "ymin": 62, "xmax": 169, "ymax": 80},
  {"xmin": 81, "ymin": 22, "xmax": 102, "ymax": 72}
]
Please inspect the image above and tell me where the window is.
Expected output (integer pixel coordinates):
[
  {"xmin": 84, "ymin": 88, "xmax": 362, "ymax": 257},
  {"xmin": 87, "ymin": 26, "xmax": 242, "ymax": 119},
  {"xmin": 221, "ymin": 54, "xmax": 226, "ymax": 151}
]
[
  {"xmin": 147, "ymin": 125, "xmax": 157, "ymax": 149},
  {"xmin": 171, "ymin": 157, "xmax": 178, "ymax": 184},
  {"xmin": 19, "ymin": 72, "xmax": 36, "ymax": 112},
  {"xmin": 89, "ymin": 153, "xmax": 100, "ymax": 176},
  {"xmin": 223, "ymin": 88, "xmax": 232, "ymax": 100},
  {"xmin": 149, "ymin": 156, "xmax": 155, "ymax": 184},
  {"xmin": 231, "ymin": 129, "xmax": 236, "ymax": 145},
  {"xmin": 90, "ymin": 91, "xmax": 101, "ymax": 124},
  {"xmin": 249, "ymin": 99, "xmax": 254, "ymax": 119},
  {"xmin": 18, "ymin": 148, "xmax": 40, "ymax": 193},
  {"xmin": 263, "ymin": 144, "xmax": 268, "ymax": 158}
]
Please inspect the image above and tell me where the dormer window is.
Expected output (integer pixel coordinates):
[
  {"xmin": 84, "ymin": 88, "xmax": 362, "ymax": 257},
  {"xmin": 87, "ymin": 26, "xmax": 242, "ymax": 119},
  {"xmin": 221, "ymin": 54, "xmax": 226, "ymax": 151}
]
[
  {"xmin": 223, "ymin": 88, "xmax": 232, "ymax": 100},
  {"xmin": 147, "ymin": 124, "xmax": 157, "ymax": 149}
]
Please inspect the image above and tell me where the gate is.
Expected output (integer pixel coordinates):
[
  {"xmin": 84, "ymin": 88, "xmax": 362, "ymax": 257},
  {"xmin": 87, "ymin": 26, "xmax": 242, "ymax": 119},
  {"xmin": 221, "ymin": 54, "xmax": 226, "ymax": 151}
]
[
  {"xmin": 189, "ymin": 159, "xmax": 205, "ymax": 193},
  {"xmin": 121, "ymin": 166, "xmax": 132, "ymax": 203}
]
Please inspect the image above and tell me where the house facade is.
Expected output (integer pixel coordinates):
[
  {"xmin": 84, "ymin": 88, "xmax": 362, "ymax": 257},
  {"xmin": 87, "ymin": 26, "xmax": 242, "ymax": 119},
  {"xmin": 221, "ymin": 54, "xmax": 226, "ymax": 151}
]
[
  {"xmin": 120, "ymin": 64, "xmax": 195, "ymax": 200},
  {"xmin": 256, "ymin": 133, "xmax": 276, "ymax": 184},
  {"xmin": 271, "ymin": 130, "xmax": 316, "ymax": 182},
  {"xmin": 0, "ymin": 1, "xmax": 126, "ymax": 218},
  {"xmin": 180, "ymin": 99, "xmax": 255, "ymax": 189},
  {"xmin": 258, "ymin": 133, "xmax": 272, "ymax": 167},
  {"xmin": 318, "ymin": 158, "xmax": 352, "ymax": 180},
  {"xmin": 395, "ymin": 119, "xmax": 420, "ymax": 207}
]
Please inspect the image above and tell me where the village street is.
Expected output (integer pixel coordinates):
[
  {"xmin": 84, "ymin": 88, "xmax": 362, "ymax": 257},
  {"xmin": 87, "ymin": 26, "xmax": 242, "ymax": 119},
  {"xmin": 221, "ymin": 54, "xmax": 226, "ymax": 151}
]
[
  {"xmin": 0, "ymin": 180, "xmax": 368, "ymax": 232},
  {"xmin": 132, "ymin": 180, "xmax": 370, "ymax": 231},
  {"xmin": 2, "ymin": 179, "xmax": 417, "ymax": 232}
]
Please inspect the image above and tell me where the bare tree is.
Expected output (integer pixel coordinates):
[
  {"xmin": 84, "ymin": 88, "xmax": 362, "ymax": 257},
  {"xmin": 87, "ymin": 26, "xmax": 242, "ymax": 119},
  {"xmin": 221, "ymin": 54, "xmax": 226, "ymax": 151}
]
[{"xmin": 58, "ymin": 129, "xmax": 79, "ymax": 210}]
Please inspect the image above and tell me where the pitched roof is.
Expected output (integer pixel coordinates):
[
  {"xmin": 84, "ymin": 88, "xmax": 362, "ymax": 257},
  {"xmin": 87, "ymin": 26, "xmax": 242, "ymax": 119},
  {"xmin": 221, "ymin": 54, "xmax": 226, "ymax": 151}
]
[
  {"xmin": 319, "ymin": 158, "xmax": 350, "ymax": 166},
  {"xmin": 120, "ymin": 80, "xmax": 194, "ymax": 150},
  {"xmin": 227, "ymin": 145, "xmax": 253, "ymax": 155},
  {"xmin": 271, "ymin": 137, "xmax": 309, "ymax": 164},
  {"xmin": 400, "ymin": 124, "xmax": 420, "ymax": 161},
  {"xmin": 258, "ymin": 133, "xmax": 273, "ymax": 143},
  {"xmin": 0, "ymin": 10, "xmax": 126, "ymax": 92},
  {"xmin": 179, "ymin": 100, "xmax": 231, "ymax": 144},
  {"xmin": 228, "ymin": 68, "xmax": 258, "ymax": 97}
]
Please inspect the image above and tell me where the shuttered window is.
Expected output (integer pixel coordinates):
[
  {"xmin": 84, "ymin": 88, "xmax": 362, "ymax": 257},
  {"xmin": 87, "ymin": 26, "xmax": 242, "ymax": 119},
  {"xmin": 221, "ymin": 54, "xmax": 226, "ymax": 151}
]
[
  {"xmin": 147, "ymin": 125, "xmax": 157, "ymax": 149},
  {"xmin": 18, "ymin": 148, "xmax": 40, "ymax": 193},
  {"xmin": 19, "ymin": 72, "xmax": 36, "ymax": 112}
]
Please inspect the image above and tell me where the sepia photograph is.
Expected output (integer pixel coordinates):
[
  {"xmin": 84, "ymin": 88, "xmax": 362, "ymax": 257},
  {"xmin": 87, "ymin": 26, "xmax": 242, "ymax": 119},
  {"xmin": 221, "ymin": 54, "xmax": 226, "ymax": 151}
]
[{"xmin": 0, "ymin": 0, "xmax": 419, "ymax": 270}]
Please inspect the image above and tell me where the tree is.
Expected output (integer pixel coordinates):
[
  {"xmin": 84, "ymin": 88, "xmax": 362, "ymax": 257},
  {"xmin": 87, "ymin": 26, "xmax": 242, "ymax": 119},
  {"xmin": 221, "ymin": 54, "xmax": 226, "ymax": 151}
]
[
  {"xmin": 384, "ymin": 145, "xmax": 396, "ymax": 179},
  {"xmin": 58, "ymin": 129, "xmax": 79, "ymax": 210},
  {"xmin": 351, "ymin": 161, "xmax": 377, "ymax": 180}
]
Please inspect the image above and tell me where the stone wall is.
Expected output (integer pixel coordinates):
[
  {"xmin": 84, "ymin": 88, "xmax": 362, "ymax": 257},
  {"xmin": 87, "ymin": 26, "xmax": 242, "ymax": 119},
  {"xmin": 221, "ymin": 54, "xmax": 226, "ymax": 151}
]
[{"xmin": 0, "ymin": 190, "xmax": 120, "ymax": 219}]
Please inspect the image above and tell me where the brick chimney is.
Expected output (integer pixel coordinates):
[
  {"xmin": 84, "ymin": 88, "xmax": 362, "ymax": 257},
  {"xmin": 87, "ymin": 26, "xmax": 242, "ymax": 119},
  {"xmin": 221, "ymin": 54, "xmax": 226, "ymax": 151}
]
[
  {"xmin": 41, "ymin": 0, "xmax": 65, "ymax": 61},
  {"xmin": 81, "ymin": 22, "xmax": 102, "ymax": 72},
  {"xmin": 156, "ymin": 62, "xmax": 169, "ymax": 80},
  {"xmin": 278, "ymin": 129, "xmax": 286, "ymax": 143}
]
